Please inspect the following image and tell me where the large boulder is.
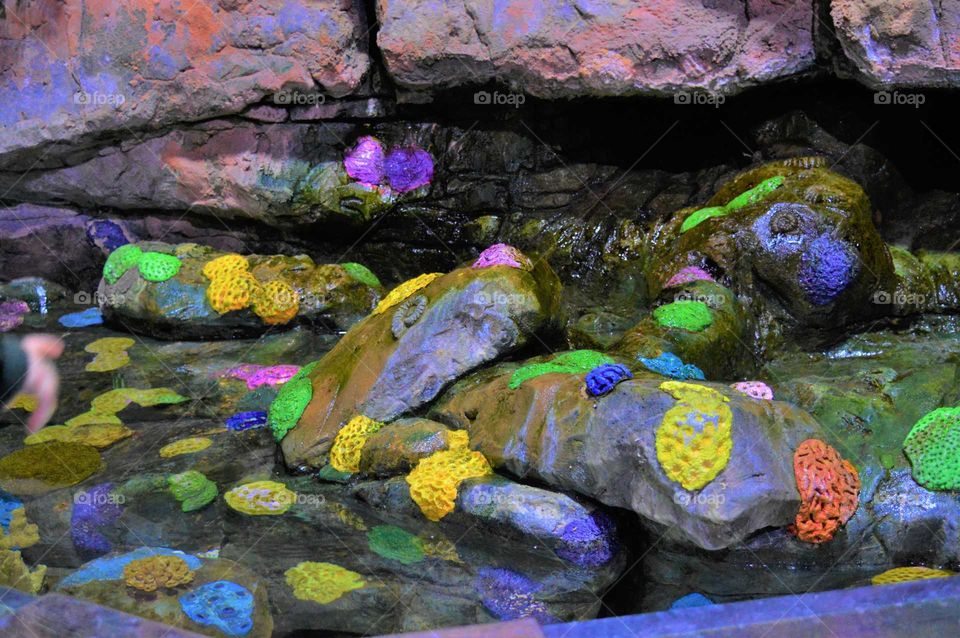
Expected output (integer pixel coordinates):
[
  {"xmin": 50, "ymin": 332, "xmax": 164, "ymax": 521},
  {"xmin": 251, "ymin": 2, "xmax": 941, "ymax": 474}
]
[
  {"xmin": 0, "ymin": 0, "xmax": 369, "ymax": 167},
  {"xmin": 97, "ymin": 242, "xmax": 382, "ymax": 339},
  {"xmin": 431, "ymin": 366, "xmax": 825, "ymax": 550},
  {"xmin": 376, "ymin": 0, "xmax": 815, "ymax": 98},
  {"xmin": 280, "ymin": 260, "xmax": 562, "ymax": 468}
]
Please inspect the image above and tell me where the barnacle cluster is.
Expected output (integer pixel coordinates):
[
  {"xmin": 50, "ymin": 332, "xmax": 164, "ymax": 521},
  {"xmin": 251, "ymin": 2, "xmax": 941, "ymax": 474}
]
[{"xmin": 655, "ymin": 381, "xmax": 732, "ymax": 491}]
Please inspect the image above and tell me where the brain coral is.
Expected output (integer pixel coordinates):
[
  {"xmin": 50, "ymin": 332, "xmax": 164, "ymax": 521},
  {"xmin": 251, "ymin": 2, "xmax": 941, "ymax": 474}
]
[
  {"xmin": 406, "ymin": 445, "xmax": 493, "ymax": 522},
  {"xmin": 367, "ymin": 525, "xmax": 425, "ymax": 565},
  {"xmin": 267, "ymin": 361, "xmax": 318, "ymax": 441},
  {"xmin": 472, "ymin": 243, "xmax": 534, "ymax": 270},
  {"xmin": 202, "ymin": 254, "xmax": 250, "ymax": 280},
  {"xmin": 585, "ymin": 363, "xmax": 633, "ymax": 397},
  {"xmin": 285, "ymin": 561, "xmax": 365, "ymax": 604},
  {"xmin": 224, "ymin": 480, "xmax": 296, "ymax": 516},
  {"xmin": 0, "ymin": 442, "xmax": 102, "ymax": 494},
  {"xmin": 159, "ymin": 437, "xmax": 212, "ymax": 458},
  {"xmin": 871, "ymin": 566, "xmax": 954, "ymax": 585},
  {"xmin": 665, "ymin": 266, "xmax": 715, "ymax": 288},
  {"xmin": 342, "ymin": 262, "xmax": 382, "ymax": 288},
  {"xmin": 123, "ymin": 555, "xmax": 195, "ymax": 592},
  {"xmin": 206, "ymin": 271, "xmax": 262, "ymax": 314},
  {"xmin": 789, "ymin": 439, "xmax": 860, "ymax": 544},
  {"xmin": 903, "ymin": 407, "xmax": 960, "ymax": 490},
  {"xmin": 509, "ymin": 350, "xmax": 614, "ymax": 390},
  {"xmin": 372, "ymin": 273, "xmax": 442, "ymax": 315},
  {"xmin": 168, "ymin": 471, "xmax": 218, "ymax": 512},
  {"xmin": 102, "ymin": 244, "xmax": 143, "ymax": 284},
  {"xmin": 136, "ymin": 252, "xmax": 182, "ymax": 282},
  {"xmin": 252, "ymin": 280, "xmax": 300, "ymax": 325},
  {"xmin": 330, "ymin": 415, "xmax": 384, "ymax": 473},
  {"xmin": 653, "ymin": 300, "xmax": 713, "ymax": 332},
  {"xmin": 730, "ymin": 381, "xmax": 774, "ymax": 400},
  {"xmin": 656, "ymin": 382, "xmax": 732, "ymax": 491},
  {"xmin": 179, "ymin": 580, "xmax": 254, "ymax": 637}
]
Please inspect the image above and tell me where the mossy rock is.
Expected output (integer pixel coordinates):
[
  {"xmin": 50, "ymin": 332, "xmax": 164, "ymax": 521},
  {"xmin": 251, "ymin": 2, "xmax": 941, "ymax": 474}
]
[{"xmin": 0, "ymin": 442, "xmax": 103, "ymax": 495}]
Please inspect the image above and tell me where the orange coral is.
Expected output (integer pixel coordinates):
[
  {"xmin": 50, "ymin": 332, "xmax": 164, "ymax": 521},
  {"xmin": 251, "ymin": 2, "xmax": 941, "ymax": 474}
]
[
  {"xmin": 788, "ymin": 439, "xmax": 860, "ymax": 544},
  {"xmin": 206, "ymin": 271, "xmax": 262, "ymax": 314},
  {"xmin": 122, "ymin": 555, "xmax": 195, "ymax": 592},
  {"xmin": 252, "ymin": 280, "xmax": 300, "ymax": 325}
]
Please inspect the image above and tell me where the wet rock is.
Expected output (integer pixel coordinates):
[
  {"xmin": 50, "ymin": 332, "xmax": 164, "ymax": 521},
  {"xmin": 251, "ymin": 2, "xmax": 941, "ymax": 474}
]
[
  {"xmin": 280, "ymin": 260, "xmax": 562, "ymax": 469},
  {"xmin": 97, "ymin": 242, "xmax": 381, "ymax": 339},
  {"xmin": 359, "ymin": 418, "xmax": 464, "ymax": 476},
  {"xmin": 376, "ymin": 0, "xmax": 815, "ymax": 98},
  {"xmin": 432, "ymin": 368, "xmax": 825, "ymax": 550}
]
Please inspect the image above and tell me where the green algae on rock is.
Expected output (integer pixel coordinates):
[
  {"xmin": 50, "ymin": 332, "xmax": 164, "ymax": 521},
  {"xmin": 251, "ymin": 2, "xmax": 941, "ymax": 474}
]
[
  {"xmin": 680, "ymin": 175, "xmax": 785, "ymax": 233},
  {"xmin": 508, "ymin": 350, "xmax": 614, "ymax": 390},
  {"xmin": 652, "ymin": 300, "xmax": 714, "ymax": 332},
  {"xmin": 367, "ymin": 524, "xmax": 425, "ymax": 565},
  {"xmin": 0, "ymin": 442, "xmax": 103, "ymax": 495},
  {"xmin": 168, "ymin": 471, "xmax": 218, "ymax": 512},
  {"xmin": 903, "ymin": 407, "xmax": 960, "ymax": 490},
  {"xmin": 268, "ymin": 361, "xmax": 319, "ymax": 441}
]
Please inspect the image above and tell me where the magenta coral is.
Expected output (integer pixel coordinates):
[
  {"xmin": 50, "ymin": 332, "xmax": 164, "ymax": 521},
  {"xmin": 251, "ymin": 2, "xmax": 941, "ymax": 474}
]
[
  {"xmin": 344, "ymin": 136, "xmax": 386, "ymax": 185},
  {"xmin": 472, "ymin": 244, "xmax": 533, "ymax": 270},
  {"xmin": 223, "ymin": 364, "xmax": 301, "ymax": 390},
  {"xmin": 730, "ymin": 381, "xmax": 774, "ymax": 400},
  {"xmin": 665, "ymin": 266, "xmax": 715, "ymax": 288}
]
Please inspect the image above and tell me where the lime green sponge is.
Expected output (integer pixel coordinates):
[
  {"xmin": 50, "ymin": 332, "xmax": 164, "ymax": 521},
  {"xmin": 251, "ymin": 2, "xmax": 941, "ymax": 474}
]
[{"xmin": 903, "ymin": 407, "xmax": 960, "ymax": 490}]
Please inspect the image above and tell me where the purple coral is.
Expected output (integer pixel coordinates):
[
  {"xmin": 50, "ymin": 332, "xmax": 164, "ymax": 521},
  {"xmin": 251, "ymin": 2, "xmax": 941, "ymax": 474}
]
[
  {"xmin": 344, "ymin": 136, "xmax": 386, "ymax": 185},
  {"xmin": 798, "ymin": 235, "xmax": 859, "ymax": 306},
  {"xmin": 476, "ymin": 568, "xmax": 557, "ymax": 624},
  {"xmin": 555, "ymin": 511, "xmax": 617, "ymax": 567},
  {"xmin": 0, "ymin": 300, "xmax": 29, "ymax": 333},
  {"xmin": 665, "ymin": 266, "xmax": 715, "ymax": 288},
  {"xmin": 384, "ymin": 146, "xmax": 434, "ymax": 193},
  {"xmin": 472, "ymin": 244, "xmax": 533, "ymax": 270},
  {"xmin": 223, "ymin": 364, "xmax": 301, "ymax": 390},
  {"xmin": 71, "ymin": 483, "xmax": 124, "ymax": 559},
  {"xmin": 85, "ymin": 220, "xmax": 131, "ymax": 253}
]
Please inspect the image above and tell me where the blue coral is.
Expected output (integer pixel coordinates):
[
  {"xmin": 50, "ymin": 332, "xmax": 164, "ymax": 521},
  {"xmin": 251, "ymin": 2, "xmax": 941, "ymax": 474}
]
[
  {"xmin": 180, "ymin": 580, "xmax": 255, "ymax": 637},
  {"xmin": 476, "ymin": 568, "xmax": 557, "ymax": 624},
  {"xmin": 799, "ymin": 234, "xmax": 859, "ymax": 306},
  {"xmin": 670, "ymin": 592, "xmax": 714, "ymax": 609},
  {"xmin": 585, "ymin": 363, "xmax": 632, "ymax": 397},
  {"xmin": 86, "ymin": 220, "xmax": 130, "ymax": 253},
  {"xmin": 555, "ymin": 511, "xmax": 616, "ymax": 567},
  {"xmin": 71, "ymin": 483, "xmax": 124, "ymax": 559},
  {"xmin": 1, "ymin": 489, "xmax": 22, "ymax": 533},
  {"xmin": 59, "ymin": 547, "xmax": 202, "ymax": 587},
  {"xmin": 226, "ymin": 411, "xmax": 268, "ymax": 432},
  {"xmin": 58, "ymin": 307, "xmax": 104, "ymax": 328},
  {"xmin": 639, "ymin": 352, "xmax": 705, "ymax": 381}
]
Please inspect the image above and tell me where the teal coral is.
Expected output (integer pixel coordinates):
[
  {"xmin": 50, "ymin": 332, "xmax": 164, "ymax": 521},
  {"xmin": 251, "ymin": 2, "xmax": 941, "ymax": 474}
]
[
  {"xmin": 509, "ymin": 350, "xmax": 614, "ymax": 390},
  {"xmin": 681, "ymin": 175, "xmax": 785, "ymax": 233},
  {"xmin": 268, "ymin": 361, "xmax": 319, "ymax": 441},
  {"xmin": 168, "ymin": 471, "xmax": 218, "ymax": 512},
  {"xmin": 653, "ymin": 301, "xmax": 713, "ymax": 332},
  {"xmin": 367, "ymin": 525, "xmax": 425, "ymax": 565},
  {"xmin": 137, "ymin": 252, "xmax": 182, "ymax": 282},
  {"xmin": 102, "ymin": 245, "xmax": 143, "ymax": 284},
  {"xmin": 903, "ymin": 407, "xmax": 960, "ymax": 490},
  {"xmin": 342, "ymin": 262, "xmax": 381, "ymax": 287}
]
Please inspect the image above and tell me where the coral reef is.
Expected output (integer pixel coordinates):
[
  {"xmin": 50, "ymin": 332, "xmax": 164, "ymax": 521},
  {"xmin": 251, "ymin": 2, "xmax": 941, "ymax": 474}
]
[
  {"xmin": 0, "ymin": 549, "xmax": 46, "ymax": 594},
  {"xmin": 224, "ymin": 481, "xmax": 296, "ymax": 516},
  {"xmin": 372, "ymin": 272, "xmax": 442, "ymax": 315},
  {"xmin": 655, "ymin": 382, "xmax": 733, "ymax": 491},
  {"xmin": 102, "ymin": 244, "xmax": 143, "ymax": 284},
  {"xmin": 268, "ymin": 362, "xmax": 318, "ymax": 441},
  {"xmin": 252, "ymin": 280, "xmax": 300, "ymax": 325},
  {"xmin": 903, "ymin": 407, "xmax": 960, "ymax": 490},
  {"xmin": 123, "ymin": 555, "xmax": 195, "ymax": 592},
  {"xmin": 584, "ymin": 363, "xmax": 633, "ymax": 397},
  {"xmin": 665, "ymin": 266, "xmax": 715, "ymax": 288},
  {"xmin": 789, "ymin": 439, "xmax": 860, "ymax": 544},
  {"xmin": 330, "ymin": 415, "xmax": 384, "ymax": 473},
  {"xmin": 226, "ymin": 411, "xmax": 268, "ymax": 432},
  {"xmin": 159, "ymin": 437, "xmax": 213, "ymax": 458},
  {"xmin": 342, "ymin": 262, "xmax": 381, "ymax": 287},
  {"xmin": 136, "ymin": 252, "xmax": 182, "ymax": 282},
  {"xmin": 475, "ymin": 568, "xmax": 556, "ymax": 623},
  {"xmin": 168, "ymin": 471, "xmax": 218, "ymax": 512},
  {"xmin": 71, "ymin": 483, "xmax": 123, "ymax": 558},
  {"xmin": 472, "ymin": 244, "xmax": 533, "ymax": 270},
  {"xmin": 391, "ymin": 294, "xmax": 427, "ymax": 338},
  {"xmin": 0, "ymin": 442, "xmax": 103, "ymax": 494},
  {"xmin": 202, "ymin": 254, "xmax": 251, "ymax": 280},
  {"xmin": 206, "ymin": 271, "xmax": 261, "ymax": 314},
  {"xmin": 509, "ymin": 350, "xmax": 614, "ymax": 390},
  {"xmin": 284, "ymin": 561, "xmax": 365, "ymax": 604},
  {"xmin": 224, "ymin": 364, "xmax": 301, "ymax": 390},
  {"xmin": 406, "ymin": 443, "xmax": 493, "ymax": 522},
  {"xmin": 638, "ymin": 352, "xmax": 705, "ymax": 380},
  {"xmin": 367, "ymin": 525, "xmax": 425, "ymax": 565},
  {"xmin": 180, "ymin": 580, "xmax": 255, "ymax": 636},
  {"xmin": 871, "ymin": 567, "xmax": 954, "ymax": 585},
  {"xmin": 730, "ymin": 381, "xmax": 774, "ymax": 400},
  {"xmin": 652, "ymin": 300, "xmax": 713, "ymax": 332}
]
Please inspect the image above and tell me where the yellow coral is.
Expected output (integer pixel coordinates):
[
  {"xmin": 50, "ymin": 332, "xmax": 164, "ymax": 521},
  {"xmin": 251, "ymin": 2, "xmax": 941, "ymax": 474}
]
[
  {"xmin": 333, "ymin": 504, "xmax": 368, "ymax": 531},
  {"xmin": 202, "ymin": 254, "xmax": 250, "ymax": 280},
  {"xmin": 0, "ymin": 508, "xmax": 40, "ymax": 550},
  {"xmin": 7, "ymin": 394, "xmax": 37, "ymax": 412},
  {"xmin": 252, "ymin": 280, "xmax": 300, "ymax": 325},
  {"xmin": 224, "ymin": 480, "xmax": 296, "ymax": 515},
  {"xmin": 122, "ymin": 555, "xmax": 195, "ymax": 592},
  {"xmin": 284, "ymin": 561, "xmax": 365, "ymax": 604},
  {"xmin": 420, "ymin": 534, "xmax": 461, "ymax": 563},
  {"xmin": 656, "ymin": 381, "xmax": 733, "ymax": 491},
  {"xmin": 871, "ymin": 566, "xmax": 954, "ymax": 585},
  {"xmin": 206, "ymin": 271, "xmax": 262, "ymax": 314},
  {"xmin": 445, "ymin": 429, "xmax": 469, "ymax": 451},
  {"xmin": 159, "ymin": 437, "xmax": 212, "ymax": 458},
  {"xmin": 91, "ymin": 389, "xmax": 134, "ymax": 414},
  {"xmin": 84, "ymin": 337, "xmax": 135, "ymax": 353},
  {"xmin": 330, "ymin": 415, "xmax": 384, "ymax": 473},
  {"xmin": 85, "ymin": 351, "xmax": 130, "ymax": 372},
  {"xmin": 0, "ymin": 549, "xmax": 46, "ymax": 594},
  {"xmin": 371, "ymin": 273, "xmax": 442, "ymax": 315},
  {"xmin": 406, "ymin": 445, "xmax": 492, "ymax": 522},
  {"xmin": 25, "ymin": 423, "xmax": 133, "ymax": 449},
  {"xmin": 65, "ymin": 411, "xmax": 123, "ymax": 427}
]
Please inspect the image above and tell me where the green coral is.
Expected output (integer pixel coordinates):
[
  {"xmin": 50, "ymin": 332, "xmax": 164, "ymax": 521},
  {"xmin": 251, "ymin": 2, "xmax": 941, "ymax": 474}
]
[
  {"xmin": 508, "ymin": 350, "xmax": 614, "ymax": 390},
  {"xmin": 342, "ymin": 262, "xmax": 381, "ymax": 288},
  {"xmin": 681, "ymin": 175, "xmax": 785, "ymax": 233},
  {"xmin": 653, "ymin": 300, "xmax": 714, "ymax": 332},
  {"xmin": 137, "ymin": 252, "xmax": 182, "ymax": 282},
  {"xmin": 167, "ymin": 471, "xmax": 218, "ymax": 512},
  {"xmin": 0, "ymin": 442, "xmax": 102, "ymax": 494},
  {"xmin": 903, "ymin": 407, "xmax": 960, "ymax": 490},
  {"xmin": 367, "ymin": 525, "xmax": 425, "ymax": 565},
  {"xmin": 268, "ymin": 361, "xmax": 319, "ymax": 441},
  {"xmin": 103, "ymin": 245, "xmax": 143, "ymax": 284}
]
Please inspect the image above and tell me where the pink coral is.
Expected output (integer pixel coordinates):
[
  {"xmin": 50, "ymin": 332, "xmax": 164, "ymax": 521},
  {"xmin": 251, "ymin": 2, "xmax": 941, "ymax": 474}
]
[
  {"xmin": 730, "ymin": 381, "xmax": 774, "ymax": 400},
  {"xmin": 344, "ymin": 136, "xmax": 386, "ymax": 186},
  {"xmin": 224, "ymin": 364, "xmax": 301, "ymax": 390},
  {"xmin": 665, "ymin": 266, "xmax": 715, "ymax": 288},
  {"xmin": 471, "ymin": 244, "xmax": 533, "ymax": 270}
]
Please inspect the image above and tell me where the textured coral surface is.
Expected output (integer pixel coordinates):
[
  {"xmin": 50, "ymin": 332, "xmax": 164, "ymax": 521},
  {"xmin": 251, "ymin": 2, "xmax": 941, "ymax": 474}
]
[{"xmin": 789, "ymin": 439, "xmax": 860, "ymax": 544}]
